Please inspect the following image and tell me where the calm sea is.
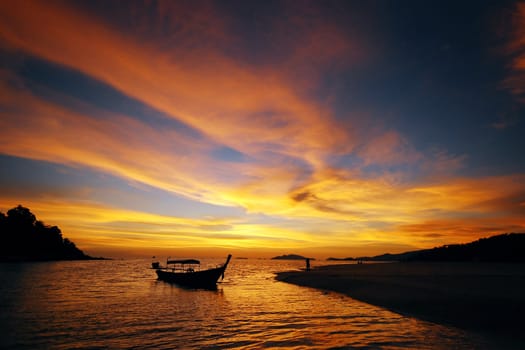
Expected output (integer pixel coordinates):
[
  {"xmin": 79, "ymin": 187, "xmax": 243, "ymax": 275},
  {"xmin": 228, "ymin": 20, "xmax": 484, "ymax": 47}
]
[{"xmin": 0, "ymin": 258, "xmax": 516, "ymax": 349}]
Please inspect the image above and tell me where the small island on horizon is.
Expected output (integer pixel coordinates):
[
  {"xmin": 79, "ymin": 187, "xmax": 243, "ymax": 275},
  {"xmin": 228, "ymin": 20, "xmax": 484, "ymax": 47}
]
[
  {"xmin": 0, "ymin": 205, "xmax": 101, "ymax": 262},
  {"xmin": 272, "ymin": 254, "xmax": 315, "ymax": 261}
]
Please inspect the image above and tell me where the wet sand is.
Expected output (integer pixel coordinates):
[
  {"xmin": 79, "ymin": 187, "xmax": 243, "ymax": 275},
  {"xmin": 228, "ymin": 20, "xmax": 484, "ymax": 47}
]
[{"xmin": 275, "ymin": 262, "xmax": 525, "ymax": 334}]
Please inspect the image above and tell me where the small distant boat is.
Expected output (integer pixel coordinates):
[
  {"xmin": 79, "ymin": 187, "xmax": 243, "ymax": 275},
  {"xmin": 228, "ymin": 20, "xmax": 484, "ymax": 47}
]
[{"xmin": 152, "ymin": 254, "xmax": 232, "ymax": 288}]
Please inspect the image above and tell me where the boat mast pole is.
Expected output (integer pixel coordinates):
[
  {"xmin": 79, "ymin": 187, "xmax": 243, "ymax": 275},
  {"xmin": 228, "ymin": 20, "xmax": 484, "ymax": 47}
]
[{"xmin": 221, "ymin": 254, "xmax": 232, "ymax": 280}]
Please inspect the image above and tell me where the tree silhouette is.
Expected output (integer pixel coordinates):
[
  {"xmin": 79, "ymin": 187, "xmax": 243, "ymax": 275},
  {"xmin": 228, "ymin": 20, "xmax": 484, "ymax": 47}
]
[{"xmin": 0, "ymin": 205, "xmax": 92, "ymax": 261}]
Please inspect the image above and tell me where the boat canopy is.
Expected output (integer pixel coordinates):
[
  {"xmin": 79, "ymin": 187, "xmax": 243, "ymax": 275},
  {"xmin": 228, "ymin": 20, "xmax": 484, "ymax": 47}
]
[{"xmin": 167, "ymin": 259, "xmax": 200, "ymax": 265}]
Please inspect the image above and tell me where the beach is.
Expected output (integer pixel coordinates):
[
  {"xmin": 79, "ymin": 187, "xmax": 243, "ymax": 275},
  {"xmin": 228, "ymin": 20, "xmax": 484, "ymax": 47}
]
[{"xmin": 276, "ymin": 262, "xmax": 525, "ymax": 335}]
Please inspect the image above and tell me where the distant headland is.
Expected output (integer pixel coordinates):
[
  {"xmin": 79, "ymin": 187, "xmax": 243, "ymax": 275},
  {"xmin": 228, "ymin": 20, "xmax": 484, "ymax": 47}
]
[
  {"xmin": 327, "ymin": 233, "xmax": 525, "ymax": 262},
  {"xmin": 0, "ymin": 205, "xmax": 103, "ymax": 262}
]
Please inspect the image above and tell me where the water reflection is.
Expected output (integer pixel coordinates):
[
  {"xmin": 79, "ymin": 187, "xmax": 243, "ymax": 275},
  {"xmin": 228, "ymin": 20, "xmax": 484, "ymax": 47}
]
[{"xmin": 0, "ymin": 259, "xmax": 516, "ymax": 349}]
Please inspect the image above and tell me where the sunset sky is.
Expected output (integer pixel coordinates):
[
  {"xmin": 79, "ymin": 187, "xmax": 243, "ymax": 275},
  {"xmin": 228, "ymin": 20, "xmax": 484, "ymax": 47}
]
[{"xmin": 1, "ymin": 0, "xmax": 525, "ymax": 258}]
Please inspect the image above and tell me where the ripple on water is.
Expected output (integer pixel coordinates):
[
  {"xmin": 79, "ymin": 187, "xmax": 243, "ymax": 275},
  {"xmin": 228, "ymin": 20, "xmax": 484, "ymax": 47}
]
[{"xmin": 0, "ymin": 259, "xmax": 516, "ymax": 349}]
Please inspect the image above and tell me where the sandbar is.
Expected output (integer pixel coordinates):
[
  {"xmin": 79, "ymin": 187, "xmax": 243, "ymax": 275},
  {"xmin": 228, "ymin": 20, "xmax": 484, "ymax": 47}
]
[{"xmin": 275, "ymin": 262, "xmax": 525, "ymax": 334}]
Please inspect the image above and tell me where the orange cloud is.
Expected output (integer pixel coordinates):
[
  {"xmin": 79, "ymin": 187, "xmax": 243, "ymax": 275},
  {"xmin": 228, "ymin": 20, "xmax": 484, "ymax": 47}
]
[
  {"xmin": 1, "ymin": 1, "xmax": 525, "ymax": 258},
  {"xmin": 2, "ymin": 73, "xmax": 524, "ymax": 257},
  {"xmin": 0, "ymin": 0, "xmax": 360, "ymax": 215},
  {"xmin": 0, "ymin": 0, "xmax": 352, "ymax": 170},
  {"xmin": 287, "ymin": 171, "xmax": 525, "ymax": 243},
  {"xmin": 357, "ymin": 130, "xmax": 422, "ymax": 166},
  {"xmin": 0, "ymin": 82, "xmax": 234, "ymax": 203},
  {"xmin": 0, "ymin": 76, "xmax": 334, "ymax": 216}
]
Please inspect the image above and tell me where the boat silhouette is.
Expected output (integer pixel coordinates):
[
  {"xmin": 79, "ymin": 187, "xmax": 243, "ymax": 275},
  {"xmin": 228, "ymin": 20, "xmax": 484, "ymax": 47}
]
[{"xmin": 152, "ymin": 254, "xmax": 232, "ymax": 288}]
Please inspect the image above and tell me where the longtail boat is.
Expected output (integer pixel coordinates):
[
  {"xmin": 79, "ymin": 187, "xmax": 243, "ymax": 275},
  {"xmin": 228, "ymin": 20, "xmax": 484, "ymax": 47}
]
[{"xmin": 152, "ymin": 254, "xmax": 232, "ymax": 288}]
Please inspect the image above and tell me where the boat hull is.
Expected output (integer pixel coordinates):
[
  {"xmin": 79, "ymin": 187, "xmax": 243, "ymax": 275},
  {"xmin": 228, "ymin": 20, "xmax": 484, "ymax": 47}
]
[
  {"xmin": 156, "ymin": 266, "xmax": 225, "ymax": 288},
  {"xmin": 155, "ymin": 255, "xmax": 232, "ymax": 288}
]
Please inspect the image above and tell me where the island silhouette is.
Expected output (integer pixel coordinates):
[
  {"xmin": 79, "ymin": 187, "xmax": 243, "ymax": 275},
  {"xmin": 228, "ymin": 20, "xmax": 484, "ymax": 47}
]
[
  {"xmin": 0, "ymin": 205, "xmax": 96, "ymax": 262},
  {"xmin": 271, "ymin": 254, "xmax": 315, "ymax": 260}
]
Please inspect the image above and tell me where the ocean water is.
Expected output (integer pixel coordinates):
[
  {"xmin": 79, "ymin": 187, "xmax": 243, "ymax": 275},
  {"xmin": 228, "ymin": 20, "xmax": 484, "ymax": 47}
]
[{"xmin": 0, "ymin": 258, "xmax": 513, "ymax": 349}]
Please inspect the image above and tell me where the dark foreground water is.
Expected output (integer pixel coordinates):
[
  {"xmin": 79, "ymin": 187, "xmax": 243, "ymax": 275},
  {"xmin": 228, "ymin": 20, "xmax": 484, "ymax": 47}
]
[{"xmin": 0, "ymin": 259, "xmax": 517, "ymax": 349}]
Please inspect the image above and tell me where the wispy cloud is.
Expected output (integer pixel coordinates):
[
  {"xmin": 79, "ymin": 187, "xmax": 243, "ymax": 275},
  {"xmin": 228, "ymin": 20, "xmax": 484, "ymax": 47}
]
[
  {"xmin": 503, "ymin": 2, "xmax": 525, "ymax": 104},
  {"xmin": 0, "ymin": 0, "xmax": 352, "ymax": 168},
  {"xmin": 0, "ymin": 1, "xmax": 358, "ymax": 212},
  {"xmin": 1, "ymin": 1, "xmax": 524, "ymax": 257},
  {"xmin": 357, "ymin": 130, "xmax": 422, "ymax": 166},
  {"xmin": 0, "ymin": 79, "xmax": 236, "ymax": 204}
]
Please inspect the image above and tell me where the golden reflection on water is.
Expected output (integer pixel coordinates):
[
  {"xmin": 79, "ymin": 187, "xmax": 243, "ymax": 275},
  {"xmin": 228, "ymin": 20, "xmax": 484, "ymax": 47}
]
[{"xmin": 0, "ymin": 259, "xmax": 508, "ymax": 349}]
